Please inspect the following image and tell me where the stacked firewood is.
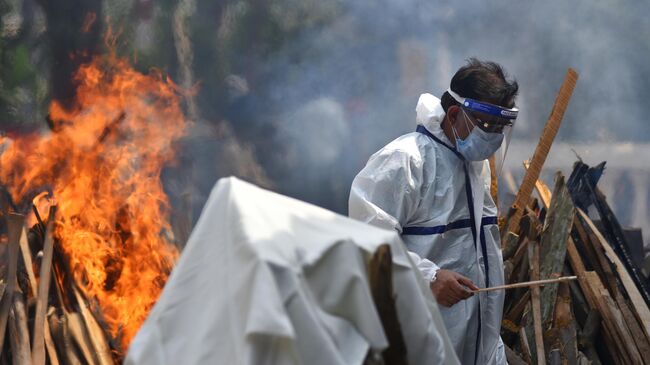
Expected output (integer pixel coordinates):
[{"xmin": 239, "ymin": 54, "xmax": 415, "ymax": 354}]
[
  {"xmin": 0, "ymin": 207, "xmax": 116, "ymax": 365},
  {"xmin": 500, "ymin": 160, "xmax": 650, "ymax": 365}
]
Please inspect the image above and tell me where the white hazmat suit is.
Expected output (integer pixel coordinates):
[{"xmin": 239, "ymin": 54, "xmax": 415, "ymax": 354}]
[{"xmin": 349, "ymin": 93, "xmax": 506, "ymax": 364}]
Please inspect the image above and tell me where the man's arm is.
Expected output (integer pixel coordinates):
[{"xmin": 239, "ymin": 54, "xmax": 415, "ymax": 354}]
[{"xmin": 349, "ymin": 148, "xmax": 477, "ymax": 307}]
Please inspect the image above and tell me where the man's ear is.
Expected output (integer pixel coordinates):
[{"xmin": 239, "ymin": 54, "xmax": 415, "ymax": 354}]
[{"xmin": 446, "ymin": 105, "xmax": 460, "ymax": 126}]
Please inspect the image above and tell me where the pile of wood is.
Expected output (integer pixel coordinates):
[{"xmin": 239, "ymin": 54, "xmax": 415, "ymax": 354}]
[
  {"xmin": 499, "ymin": 160, "xmax": 650, "ymax": 364},
  {"xmin": 0, "ymin": 207, "xmax": 116, "ymax": 365}
]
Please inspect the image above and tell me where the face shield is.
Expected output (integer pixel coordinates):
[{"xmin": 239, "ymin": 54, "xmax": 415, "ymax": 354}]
[{"xmin": 447, "ymin": 88, "xmax": 519, "ymax": 175}]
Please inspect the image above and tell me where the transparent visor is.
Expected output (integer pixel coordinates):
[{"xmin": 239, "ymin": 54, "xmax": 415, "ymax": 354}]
[{"xmin": 447, "ymin": 88, "xmax": 519, "ymax": 177}]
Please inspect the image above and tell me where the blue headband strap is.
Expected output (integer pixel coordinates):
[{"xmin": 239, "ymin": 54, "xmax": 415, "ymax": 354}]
[{"xmin": 447, "ymin": 88, "xmax": 518, "ymax": 120}]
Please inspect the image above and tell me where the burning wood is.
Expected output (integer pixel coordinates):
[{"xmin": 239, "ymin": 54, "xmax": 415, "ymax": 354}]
[{"xmin": 0, "ymin": 51, "xmax": 188, "ymax": 362}]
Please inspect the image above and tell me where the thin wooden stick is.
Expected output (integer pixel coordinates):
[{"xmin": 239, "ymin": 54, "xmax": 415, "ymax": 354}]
[
  {"xmin": 32, "ymin": 205, "xmax": 57, "ymax": 365},
  {"xmin": 0, "ymin": 213, "xmax": 24, "ymax": 355},
  {"xmin": 19, "ymin": 226, "xmax": 60, "ymax": 365},
  {"xmin": 474, "ymin": 276, "xmax": 577, "ymax": 292}
]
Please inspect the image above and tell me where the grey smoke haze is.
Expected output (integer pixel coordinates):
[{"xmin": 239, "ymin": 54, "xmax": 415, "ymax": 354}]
[{"xmin": 231, "ymin": 0, "xmax": 650, "ymax": 216}]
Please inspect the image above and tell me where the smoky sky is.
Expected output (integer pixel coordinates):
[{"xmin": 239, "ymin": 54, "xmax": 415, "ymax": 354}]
[{"xmin": 226, "ymin": 0, "xmax": 650, "ymax": 215}]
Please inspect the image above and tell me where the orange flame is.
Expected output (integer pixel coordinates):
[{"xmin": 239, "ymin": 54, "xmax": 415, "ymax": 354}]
[{"xmin": 0, "ymin": 53, "xmax": 187, "ymax": 351}]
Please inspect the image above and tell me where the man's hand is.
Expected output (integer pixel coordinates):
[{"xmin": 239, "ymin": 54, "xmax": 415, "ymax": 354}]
[{"xmin": 430, "ymin": 269, "xmax": 479, "ymax": 307}]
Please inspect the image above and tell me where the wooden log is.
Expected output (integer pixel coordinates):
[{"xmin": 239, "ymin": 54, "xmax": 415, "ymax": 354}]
[
  {"xmin": 551, "ymin": 282, "xmax": 578, "ymax": 362},
  {"xmin": 0, "ymin": 213, "xmax": 24, "ymax": 355},
  {"xmin": 8, "ymin": 289, "xmax": 30, "ymax": 365},
  {"xmin": 67, "ymin": 312, "xmax": 99, "ymax": 365},
  {"xmin": 48, "ymin": 310, "xmax": 83, "ymax": 365},
  {"xmin": 368, "ymin": 244, "xmax": 407, "ymax": 365},
  {"xmin": 32, "ymin": 206, "xmax": 57, "ymax": 365},
  {"xmin": 504, "ymin": 344, "xmax": 528, "ymax": 365},
  {"xmin": 539, "ymin": 173, "xmax": 575, "ymax": 326},
  {"xmin": 578, "ymin": 310, "xmax": 602, "ymax": 365},
  {"xmin": 583, "ymin": 271, "xmax": 638, "ymax": 364},
  {"xmin": 19, "ymin": 226, "xmax": 59, "ymax": 365},
  {"xmin": 528, "ymin": 241, "xmax": 546, "ymax": 365},
  {"xmin": 577, "ymin": 208, "xmax": 650, "ymax": 339},
  {"xmin": 504, "ymin": 68, "xmax": 578, "ymax": 236},
  {"xmin": 519, "ymin": 326, "xmax": 533, "ymax": 364},
  {"xmin": 502, "ymin": 231, "xmax": 520, "ymax": 262},
  {"xmin": 72, "ymin": 286, "xmax": 114, "ymax": 365}
]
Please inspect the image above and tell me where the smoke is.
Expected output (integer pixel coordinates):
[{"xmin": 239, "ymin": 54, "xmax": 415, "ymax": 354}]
[{"xmin": 5, "ymin": 0, "xmax": 650, "ymax": 224}]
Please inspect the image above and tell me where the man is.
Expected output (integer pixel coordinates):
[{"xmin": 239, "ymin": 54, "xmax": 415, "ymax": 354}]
[{"xmin": 349, "ymin": 58, "xmax": 518, "ymax": 364}]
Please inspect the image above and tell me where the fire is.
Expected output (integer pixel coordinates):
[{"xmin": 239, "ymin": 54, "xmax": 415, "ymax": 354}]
[{"xmin": 0, "ymin": 52, "xmax": 187, "ymax": 351}]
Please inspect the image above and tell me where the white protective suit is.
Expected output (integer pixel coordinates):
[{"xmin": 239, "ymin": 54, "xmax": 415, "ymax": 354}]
[{"xmin": 349, "ymin": 93, "xmax": 506, "ymax": 364}]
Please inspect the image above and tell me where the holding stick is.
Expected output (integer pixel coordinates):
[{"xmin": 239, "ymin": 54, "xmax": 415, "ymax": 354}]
[{"xmin": 474, "ymin": 276, "xmax": 578, "ymax": 293}]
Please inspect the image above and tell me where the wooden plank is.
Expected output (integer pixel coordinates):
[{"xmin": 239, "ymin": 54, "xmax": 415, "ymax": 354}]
[
  {"xmin": 551, "ymin": 282, "xmax": 578, "ymax": 362},
  {"xmin": 32, "ymin": 206, "xmax": 57, "ymax": 365},
  {"xmin": 73, "ymin": 286, "xmax": 114, "ymax": 365},
  {"xmin": 0, "ymin": 213, "xmax": 24, "ymax": 355},
  {"xmin": 19, "ymin": 226, "xmax": 60, "ymax": 365},
  {"xmin": 519, "ymin": 326, "xmax": 533, "ymax": 364},
  {"xmin": 524, "ymin": 160, "xmax": 552, "ymax": 209},
  {"xmin": 504, "ymin": 344, "xmax": 528, "ymax": 365},
  {"xmin": 577, "ymin": 208, "xmax": 650, "ymax": 339},
  {"xmin": 539, "ymin": 174, "xmax": 575, "ymax": 326},
  {"xmin": 528, "ymin": 241, "xmax": 546, "ymax": 365},
  {"xmin": 505, "ymin": 68, "xmax": 578, "ymax": 236},
  {"xmin": 8, "ymin": 289, "xmax": 30, "ymax": 365},
  {"xmin": 584, "ymin": 271, "xmax": 636, "ymax": 364}
]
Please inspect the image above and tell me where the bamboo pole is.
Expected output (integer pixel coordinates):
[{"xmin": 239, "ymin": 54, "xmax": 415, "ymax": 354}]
[
  {"xmin": 475, "ymin": 276, "xmax": 577, "ymax": 292},
  {"xmin": 504, "ymin": 69, "xmax": 578, "ymax": 236}
]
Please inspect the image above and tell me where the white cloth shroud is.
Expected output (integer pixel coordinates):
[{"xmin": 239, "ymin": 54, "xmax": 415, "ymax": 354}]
[{"xmin": 126, "ymin": 177, "xmax": 458, "ymax": 365}]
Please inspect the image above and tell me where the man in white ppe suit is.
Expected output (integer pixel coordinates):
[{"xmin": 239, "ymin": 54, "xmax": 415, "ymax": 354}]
[{"xmin": 349, "ymin": 58, "xmax": 519, "ymax": 364}]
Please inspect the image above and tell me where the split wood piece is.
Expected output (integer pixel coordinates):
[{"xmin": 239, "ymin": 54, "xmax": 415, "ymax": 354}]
[
  {"xmin": 550, "ymin": 282, "xmax": 578, "ymax": 362},
  {"xmin": 502, "ymin": 231, "xmax": 520, "ymax": 262},
  {"xmin": 9, "ymin": 293, "xmax": 29, "ymax": 363},
  {"xmin": 19, "ymin": 226, "xmax": 60, "ymax": 365},
  {"xmin": 49, "ymin": 310, "xmax": 83, "ymax": 365},
  {"xmin": 574, "ymin": 214, "xmax": 619, "ymax": 296},
  {"xmin": 524, "ymin": 160, "xmax": 552, "ymax": 209},
  {"xmin": 504, "ymin": 290, "xmax": 531, "ymax": 326},
  {"xmin": 518, "ymin": 326, "xmax": 533, "ymax": 365},
  {"xmin": 566, "ymin": 241, "xmax": 622, "ymax": 363},
  {"xmin": 32, "ymin": 205, "xmax": 57, "ymax": 365},
  {"xmin": 72, "ymin": 286, "xmax": 115, "ymax": 365},
  {"xmin": 574, "ymin": 213, "xmax": 650, "ymax": 361},
  {"xmin": 504, "ymin": 344, "xmax": 528, "ymax": 365},
  {"xmin": 504, "ymin": 68, "xmax": 578, "ymax": 236},
  {"xmin": 581, "ymin": 271, "xmax": 634, "ymax": 364},
  {"xmin": 577, "ymin": 208, "xmax": 650, "ymax": 340},
  {"xmin": 67, "ymin": 312, "xmax": 99, "ymax": 365},
  {"xmin": 528, "ymin": 241, "xmax": 546, "ymax": 365},
  {"xmin": 9, "ymin": 289, "xmax": 30, "ymax": 365},
  {"xmin": 588, "ymin": 271, "xmax": 643, "ymax": 364},
  {"xmin": 505, "ymin": 238, "xmax": 531, "ymax": 284},
  {"xmin": 368, "ymin": 244, "xmax": 407, "ymax": 365},
  {"xmin": 0, "ymin": 213, "xmax": 24, "ymax": 355},
  {"xmin": 539, "ymin": 174, "xmax": 575, "ymax": 326}
]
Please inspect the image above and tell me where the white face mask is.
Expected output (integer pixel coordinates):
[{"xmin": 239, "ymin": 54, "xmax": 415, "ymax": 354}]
[{"xmin": 452, "ymin": 110, "xmax": 504, "ymax": 161}]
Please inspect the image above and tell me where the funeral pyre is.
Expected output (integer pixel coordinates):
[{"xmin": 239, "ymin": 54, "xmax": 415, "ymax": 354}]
[{"xmin": 0, "ymin": 51, "xmax": 187, "ymax": 364}]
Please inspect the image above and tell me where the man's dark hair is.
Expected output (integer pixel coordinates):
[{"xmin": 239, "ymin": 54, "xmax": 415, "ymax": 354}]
[{"xmin": 441, "ymin": 58, "xmax": 519, "ymax": 112}]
